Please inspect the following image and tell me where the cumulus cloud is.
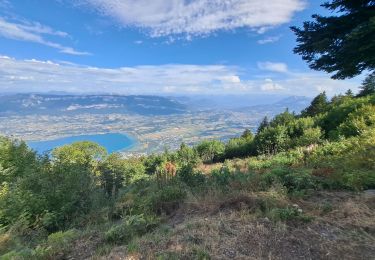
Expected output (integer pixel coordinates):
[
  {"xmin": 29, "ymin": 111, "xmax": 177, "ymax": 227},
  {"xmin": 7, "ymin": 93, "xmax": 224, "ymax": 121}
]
[
  {"xmin": 258, "ymin": 62, "xmax": 288, "ymax": 73},
  {"xmin": 260, "ymin": 78, "xmax": 284, "ymax": 91},
  {"xmin": 78, "ymin": 0, "xmax": 306, "ymax": 38},
  {"xmin": 0, "ymin": 18, "xmax": 90, "ymax": 55},
  {"xmin": 0, "ymin": 56, "xmax": 360, "ymax": 96}
]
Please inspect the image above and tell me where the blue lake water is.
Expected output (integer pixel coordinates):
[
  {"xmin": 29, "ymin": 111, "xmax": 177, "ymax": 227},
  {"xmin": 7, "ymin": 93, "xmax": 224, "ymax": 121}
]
[{"xmin": 28, "ymin": 133, "xmax": 135, "ymax": 154}]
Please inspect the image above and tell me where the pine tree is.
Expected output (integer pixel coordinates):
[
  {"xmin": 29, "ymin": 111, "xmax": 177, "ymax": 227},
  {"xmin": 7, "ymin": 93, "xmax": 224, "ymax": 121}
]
[
  {"xmin": 257, "ymin": 116, "xmax": 269, "ymax": 134},
  {"xmin": 291, "ymin": 0, "xmax": 375, "ymax": 79},
  {"xmin": 345, "ymin": 89, "xmax": 353, "ymax": 97},
  {"xmin": 357, "ymin": 72, "xmax": 375, "ymax": 97},
  {"xmin": 301, "ymin": 92, "xmax": 329, "ymax": 117}
]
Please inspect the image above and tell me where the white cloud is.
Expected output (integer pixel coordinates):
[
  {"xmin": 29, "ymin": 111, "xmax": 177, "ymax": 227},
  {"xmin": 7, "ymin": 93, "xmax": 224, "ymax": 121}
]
[
  {"xmin": 79, "ymin": 0, "xmax": 306, "ymax": 38},
  {"xmin": 220, "ymin": 75, "xmax": 241, "ymax": 83},
  {"xmin": 260, "ymin": 78, "xmax": 284, "ymax": 91},
  {"xmin": 258, "ymin": 62, "xmax": 288, "ymax": 73},
  {"xmin": 0, "ymin": 56, "xmax": 360, "ymax": 96},
  {"xmin": 257, "ymin": 35, "xmax": 281, "ymax": 44},
  {"xmin": 0, "ymin": 56, "xmax": 241, "ymax": 94},
  {"xmin": 0, "ymin": 18, "xmax": 90, "ymax": 55}
]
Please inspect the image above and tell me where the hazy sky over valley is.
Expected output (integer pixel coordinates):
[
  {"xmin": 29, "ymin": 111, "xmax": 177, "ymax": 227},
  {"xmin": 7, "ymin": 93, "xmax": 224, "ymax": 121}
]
[{"xmin": 0, "ymin": 0, "xmax": 363, "ymax": 96}]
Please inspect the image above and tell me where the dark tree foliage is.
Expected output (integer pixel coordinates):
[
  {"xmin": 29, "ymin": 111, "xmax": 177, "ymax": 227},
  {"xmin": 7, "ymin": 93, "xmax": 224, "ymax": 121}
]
[
  {"xmin": 241, "ymin": 129, "xmax": 253, "ymax": 139},
  {"xmin": 357, "ymin": 72, "xmax": 375, "ymax": 97},
  {"xmin": 301, "ymin": 92, "xmax": 329, "ymax": 117},
  {"xmin": 291, "ymin": 0, "xmax": 375, "ymax": 79},
  {"xmin": 345, "ymin": 89, "xmax": 354, "ymax": 97},
  {"xmin": 257, "ymin": 116, "xmax": 270, "ymax": 134}
]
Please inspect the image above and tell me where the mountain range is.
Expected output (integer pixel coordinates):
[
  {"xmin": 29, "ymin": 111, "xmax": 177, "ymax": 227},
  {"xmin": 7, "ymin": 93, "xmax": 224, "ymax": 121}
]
[
  {"xmin": 0, "ymin": 94, "xmax": 187, "ymax": 116},
  {"xmin": 0, "ymin": 93, "xmax": 311, "ymax": 116}
]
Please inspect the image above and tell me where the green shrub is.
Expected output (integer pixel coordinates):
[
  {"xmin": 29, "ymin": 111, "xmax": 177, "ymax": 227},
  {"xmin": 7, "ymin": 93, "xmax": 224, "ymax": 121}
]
[
  {"xmin": 148, "ymin": 184, "xmax": 186, "ymax": 215},
  {"xmin": 211, "ymin": 165, "xmax": 231, "ymax": 186},
  {"xmin": 178, "ymin": 165, "xmax": 206, "ymax": 187},
  {"xmin": 260, "ymin": 168, "xmax": 318, "ymax": 192},
  {"xmin": 195, "ymin": 140, "xmax": 225, "ymax": 163},
  {"xmin": 248, "ymin": 150, "xmax": 304, "ymax": 170},
  {"xmin": 341, "ymin": 170, "xmax": 375, "ymax": 191},
  {"xmin": 105, "ymin": 214, "xmax": 159, "ymax": 244},
  {"xmin": 1, "ymin": 248, "xmax": 35, "ymax": 260},
  {"xmin": 0, "ymin": 229, "xmax": 78, "ymax": 260},
  {"xmin": 46, "ymin": 229, "xmax": 78, "ymax": 253}
]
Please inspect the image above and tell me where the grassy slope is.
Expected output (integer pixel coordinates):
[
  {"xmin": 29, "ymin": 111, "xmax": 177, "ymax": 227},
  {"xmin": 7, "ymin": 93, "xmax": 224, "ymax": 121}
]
[
  {"xmin": 118, "ymin": 191, "xmax": 374, "ymax": 259},
  {"xmin": 61, "ymin": 157, "xmax": 375, "ymax": 260}
]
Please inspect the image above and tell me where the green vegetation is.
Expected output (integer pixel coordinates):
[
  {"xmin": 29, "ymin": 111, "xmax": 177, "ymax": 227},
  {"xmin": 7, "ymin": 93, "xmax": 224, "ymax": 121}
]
[
  {"xmin": 1, "ymin": 1, "xmax": 374, "ymax": 257},
  {"xmin": 291, "ymin": 0, "xmax": 374, "ymax": 79},
  {"xmin": 0, "ymin": 90, "xmax": 374, "ymax": 258}
]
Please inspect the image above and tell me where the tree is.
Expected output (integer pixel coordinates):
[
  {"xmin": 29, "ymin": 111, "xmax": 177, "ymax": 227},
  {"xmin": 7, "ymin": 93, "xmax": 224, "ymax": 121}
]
[
  {"xmin": 301, "ymin": 92, "xmax": 328, "ymax": 117},
  {"xmin": 319, "ymin": 95, "xmax": 370, "ymax": 138},
  {"xmin": 195, "ymin": 140, "xmax": 225, "ymax": 163},
  {"xmin": 257, "ymin": 116, "xmax": 269, "ymax": 134},
  {"xmin": 177, "ymin": 143, "xmax": 200, "ymax": 167},
  {"xmin": 241, "ymin": 129, "xmax": 253, "ymax": 139},
  {"xmin": 224, "ymin": 137, "xmax": 255, "ymax": 159},
  {"xmin": 357, "ymin": 72, "xmax": 375, "ymax": 97},
  {"xmin": 0, "ymin": 137, "xmax": 39, "ymax": 183},
  {"xmin": 98, "ymin": 153, "xmax": 126, "ymax": 197},
  {"xmin": 345, "ymin": 89, "xmax": 354, "ymax": 97},
  {"xmin": 294, "ymin": 127, "xmax": 322, "ymax": 147},
  {"xmin": 52, "ymin": 141, "xmax": 107, "ymax": 168},
  {"xmin": 338, "ymin": 104, "xmax": 375, "ymax": 137},
  {"xmin": 270, "ymin": 109, "xmax": 295, "ymax": 127},
  {"xmin": 255, "ymin": 125, "xmax": 290, "ymax": 155},
  {"xmin": 291, "ymin": 0, "xmax": 375, "ymax": 79}
]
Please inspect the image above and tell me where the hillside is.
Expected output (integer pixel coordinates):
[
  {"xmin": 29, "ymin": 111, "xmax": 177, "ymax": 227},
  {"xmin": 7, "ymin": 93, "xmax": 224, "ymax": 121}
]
[{"xmin": 0, "ymin": 92, "xmax": 374, "ymax": 259}]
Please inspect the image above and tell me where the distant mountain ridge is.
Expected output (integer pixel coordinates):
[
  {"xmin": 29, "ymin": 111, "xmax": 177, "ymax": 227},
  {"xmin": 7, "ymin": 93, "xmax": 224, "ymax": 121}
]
[
  {"xmin": 0, "ymin": 94, "xmax": 187, "ymax": 116},
  {"xmin": 0, "ymin": 93, "xmax": 311, "ymax": 117},
  {"xmin": 235, "ymin": 96, "xmax": 312, "ymax": 115}
]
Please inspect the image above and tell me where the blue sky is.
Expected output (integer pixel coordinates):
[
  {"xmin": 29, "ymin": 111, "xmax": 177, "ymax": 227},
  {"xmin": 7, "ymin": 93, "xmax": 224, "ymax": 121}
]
[{"xmin": 0, "ymin": 0, "xmax": 362, "ymax": 96}]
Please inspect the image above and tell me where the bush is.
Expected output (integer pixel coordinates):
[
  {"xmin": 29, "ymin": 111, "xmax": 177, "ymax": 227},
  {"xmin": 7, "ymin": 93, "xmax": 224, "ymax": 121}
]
[
  {"xmin": 337, "ymin": 104, "xmax": 375, "ymax": 137},
  {"xmin": 1, "ymin": 248, "xmax": 35, "ymax": 260},
  {"xmin": 195, "ymin": 140, "xmax": 225, "ymax": 163},
  {"xmin": 148, "ymin": 184, "xmax": 186, "ymax": 215},
  {"xmin": 105, "ymin": 214, "xmax": 159, "ymax": 244},
  {"xmin": 260, "ymin": 168, "xmax": 318, "ymax": 192},
  {"xmin": 248, "ymin": 150, "xmax": 304, "ymax": 170},
  {"xmin": 0, "ymin": 229, "xmax": 79, "ymax": 260},
  {"xmin": 341, "ymin": 170, "xmax": 375, "ymax": 191},
  {"xmin": 211, "ymin": 162, "xmax": 234, "ymax": 187},
  {"xmin": 46, "ymin": 229, "xmax": 78, "ymax": 253},
  {"xmin": 319, "ymin": 96, "xmax": 371, "ymax": 138},
  {"xmin": 178, "ymin": 164, "xmax": 206, "ymax": 187},
  {"xmin": 224, "ymin": 136, "xmax": 255, "ymax": 159}
]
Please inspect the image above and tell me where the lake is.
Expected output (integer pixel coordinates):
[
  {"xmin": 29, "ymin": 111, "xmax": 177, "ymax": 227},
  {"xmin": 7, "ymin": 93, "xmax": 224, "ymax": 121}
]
[{"xmin": 28, "ymin": 133, "xmax": 135, "ymax": 154}]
